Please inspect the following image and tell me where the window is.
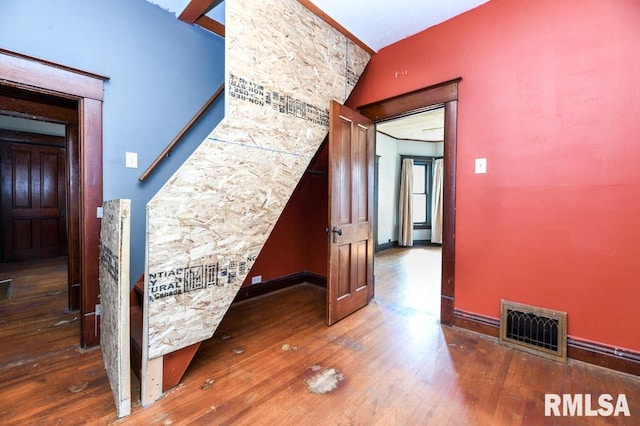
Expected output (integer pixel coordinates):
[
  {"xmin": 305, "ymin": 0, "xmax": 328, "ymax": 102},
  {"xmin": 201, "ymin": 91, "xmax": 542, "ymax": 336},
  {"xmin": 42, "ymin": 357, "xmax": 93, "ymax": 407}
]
[
  {"xmin": 402, "ymin": 156, "xmax": 433, "ymax": 229},
  {"xmin": 413, "ymin": 162, "xmax": 429, "ymax": 226}
]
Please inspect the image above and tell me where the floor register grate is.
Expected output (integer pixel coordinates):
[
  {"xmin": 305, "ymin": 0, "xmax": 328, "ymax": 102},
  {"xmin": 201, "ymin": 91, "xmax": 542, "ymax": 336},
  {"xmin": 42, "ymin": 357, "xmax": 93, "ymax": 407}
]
[
  {"xmin": 0, "ymin": 278, "xmax": 11, "ymax": 301},
  {"xmin": 500, "ymin": 300, "xmax": 567, "ymax": 363}
]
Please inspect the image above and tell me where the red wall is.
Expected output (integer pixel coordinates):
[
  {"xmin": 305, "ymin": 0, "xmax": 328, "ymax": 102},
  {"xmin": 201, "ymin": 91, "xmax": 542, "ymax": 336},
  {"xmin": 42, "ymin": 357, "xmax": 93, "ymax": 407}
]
[
  {"xmin": 241, "ymin": 144, "xmax": 328, "ymax": 286},
  {"xmin": 349, "ymin": 0, "xmax": 640, "ymax": 352}
]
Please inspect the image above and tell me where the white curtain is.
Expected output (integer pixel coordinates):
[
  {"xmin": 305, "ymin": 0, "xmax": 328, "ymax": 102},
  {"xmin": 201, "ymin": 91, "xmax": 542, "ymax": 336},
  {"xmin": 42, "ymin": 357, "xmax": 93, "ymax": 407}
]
[
  {"xmin": 431, "ymin": 158, "xmax": 444, "ymax": 244},
  {"xmin": 398, "ymin": 158, "xmax": 414, "ymax": 246}
]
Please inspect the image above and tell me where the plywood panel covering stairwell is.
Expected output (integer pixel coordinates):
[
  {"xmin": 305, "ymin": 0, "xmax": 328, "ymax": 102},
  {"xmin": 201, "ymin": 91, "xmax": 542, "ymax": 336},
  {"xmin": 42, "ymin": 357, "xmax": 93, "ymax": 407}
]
[
  {"xmin": 145, "ymin": 0, "xmax": 370, "ymax": 360},
  {"xmin": 99, "ymin": 199, "xmax": 131, "ymax": 417}
]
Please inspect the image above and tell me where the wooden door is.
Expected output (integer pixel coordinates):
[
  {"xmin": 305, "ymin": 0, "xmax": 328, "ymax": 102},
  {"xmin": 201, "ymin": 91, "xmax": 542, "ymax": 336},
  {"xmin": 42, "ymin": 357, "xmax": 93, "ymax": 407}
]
[
  {"xmin": 327, "ymin": 101, "xmax": 374, "ymax": 325},
  {"xmin": 1, "ymin": 141, "xmax": 67, "ymax": 261}
]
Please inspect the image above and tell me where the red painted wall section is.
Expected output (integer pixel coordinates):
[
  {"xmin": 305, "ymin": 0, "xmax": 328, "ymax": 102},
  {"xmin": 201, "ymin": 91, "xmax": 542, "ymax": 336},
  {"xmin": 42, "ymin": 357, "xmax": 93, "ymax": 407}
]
[
  {"xmin": 349, "ymin": 0, "xmax": 640, "ymax": 352},
  {"xmin": 241, "ymin": 143, "xmax": 328, "ymax": 286}
]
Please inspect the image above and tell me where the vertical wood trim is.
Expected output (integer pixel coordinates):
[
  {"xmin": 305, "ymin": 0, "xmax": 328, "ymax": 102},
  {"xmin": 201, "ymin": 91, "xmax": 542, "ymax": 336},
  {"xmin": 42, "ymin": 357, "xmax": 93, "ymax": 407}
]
[
  {"xmin": 440, "ymin": 295, "xmax": 454, "ymax": 325},
  {"xmin": 366, "ymin": 119, "xmax": 375, "ymax": 303},
  {"xmin": 440, "ymin": 100, "xmax": 457, "ymax": 325},
  {"xmin": 66, "ymin": 122, "xmax": 81, "ymax": 311},
  {"xmin": 0, "ymin": 49, "xmax": 106, "ymax": 348},
  {"xmin": 373, "ymin": 155, "xmax": 380, "ymax": 254},
  {"xmin": 142, "ymin": 207, "xmax": 163, "ymax": 405},
  {"xmin": 80, "ymin": 98, "xmax": 103, "ymax": 347},
  {"xmin": 357, "ymin": 79, "xmax": 460, "ymax": 327},
  {"xmin": 141, "ymin": 356, "xmax": 163, "ymax": 406}
]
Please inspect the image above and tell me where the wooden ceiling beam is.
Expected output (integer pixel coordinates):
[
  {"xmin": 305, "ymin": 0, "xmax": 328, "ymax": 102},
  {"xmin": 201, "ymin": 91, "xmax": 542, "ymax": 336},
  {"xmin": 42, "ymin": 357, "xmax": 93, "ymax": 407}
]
[
  {"xmin": 196, "ymin": 15, "xmax": 225, "ymax": 38},
  {"xmin": 296, "ymin": 0, "xmax": 375, "ymax": 56},
  {"xmin": 178, "ymin": 0, "xmax": 222, "ymax": 24}
]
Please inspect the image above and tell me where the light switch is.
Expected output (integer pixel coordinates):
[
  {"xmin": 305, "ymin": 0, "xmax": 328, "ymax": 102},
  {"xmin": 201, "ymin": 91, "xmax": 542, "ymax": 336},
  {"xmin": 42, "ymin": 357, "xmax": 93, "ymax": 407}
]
[
  {"xmin": 475, "ymin": 158, "xmax": 487, "ymax": 174},
  {"xmin": 125, "ymin": 152, "xmax": 138, "ymax": 168}
]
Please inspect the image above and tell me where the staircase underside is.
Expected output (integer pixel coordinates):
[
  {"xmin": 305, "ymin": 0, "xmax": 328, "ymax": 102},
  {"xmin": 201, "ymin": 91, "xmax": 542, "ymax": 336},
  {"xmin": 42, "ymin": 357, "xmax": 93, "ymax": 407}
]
[
  {"xmin": 131, "ymin": 278, "xmax": 202, "ymax": 392},
  {"xmin": 140, "ymin": 0, "xmax": 371, "ymax": 403}
]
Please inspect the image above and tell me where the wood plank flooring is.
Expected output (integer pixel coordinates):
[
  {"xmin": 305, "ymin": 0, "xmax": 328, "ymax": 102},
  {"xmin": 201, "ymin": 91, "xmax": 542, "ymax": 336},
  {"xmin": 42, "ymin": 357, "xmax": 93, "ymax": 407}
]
[{"xmin": 1, "ymin": 249, "xmax": 639, "ymax": 425}]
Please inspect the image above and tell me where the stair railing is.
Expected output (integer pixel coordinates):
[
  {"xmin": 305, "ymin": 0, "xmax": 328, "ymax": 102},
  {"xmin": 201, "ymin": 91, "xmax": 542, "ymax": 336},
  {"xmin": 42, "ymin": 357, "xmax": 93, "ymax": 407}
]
[{"xmin": 138, "ymin": 83, "xmax": 225, "ymax": 182}]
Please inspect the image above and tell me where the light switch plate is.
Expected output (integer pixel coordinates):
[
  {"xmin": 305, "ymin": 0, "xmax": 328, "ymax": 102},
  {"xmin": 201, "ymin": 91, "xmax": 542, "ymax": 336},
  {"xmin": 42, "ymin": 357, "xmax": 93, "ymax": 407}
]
[
  {"xmin": 125, "ymin": 152, "xmax": 138, "ymax": 168},
  {"xmin": 475, "ymin": 158, "xmax": 487, "ymax": 174}
]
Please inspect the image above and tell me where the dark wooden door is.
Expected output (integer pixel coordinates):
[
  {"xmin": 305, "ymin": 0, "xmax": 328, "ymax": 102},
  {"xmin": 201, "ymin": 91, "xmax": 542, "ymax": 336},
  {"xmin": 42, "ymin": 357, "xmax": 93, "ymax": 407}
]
[
  {"xmin": 1, "ymin": 141, "xmax": 67, "ymax": 261},
  {"xmin": 327, "ymin": 101, "xmax": 374, "ymax": 325}
]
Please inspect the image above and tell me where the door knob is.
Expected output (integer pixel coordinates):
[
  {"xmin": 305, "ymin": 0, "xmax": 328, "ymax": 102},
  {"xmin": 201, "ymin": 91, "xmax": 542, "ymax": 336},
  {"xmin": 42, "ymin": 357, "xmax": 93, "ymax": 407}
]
[{"xmin": 331, "ymin": 226, "xmax": 343, "ymax": 243}]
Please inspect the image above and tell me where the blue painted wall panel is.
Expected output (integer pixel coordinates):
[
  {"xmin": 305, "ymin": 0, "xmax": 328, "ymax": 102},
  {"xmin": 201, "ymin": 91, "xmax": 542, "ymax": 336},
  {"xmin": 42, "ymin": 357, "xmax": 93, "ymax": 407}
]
[{"xmin": 0, "ymin": 0, "xmax": 225, "ymax": 283}]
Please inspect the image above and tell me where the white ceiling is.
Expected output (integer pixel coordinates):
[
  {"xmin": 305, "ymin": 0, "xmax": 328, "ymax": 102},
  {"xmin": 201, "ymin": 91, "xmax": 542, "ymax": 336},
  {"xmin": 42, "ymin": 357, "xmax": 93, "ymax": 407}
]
[
  {"xmin": 309, "ymin": 0, "xmax": 488, "ymax": 52},
  {"xmin": 145, "ymin": 0, "xmax": 489, "ymax": 52},
  {"xmin": 0, "ymin": 115, "xmax": 66, "ymax": 137},
  {"xmin": 377, "ymin": 107, "xmax": 444, "ymax": 142}
]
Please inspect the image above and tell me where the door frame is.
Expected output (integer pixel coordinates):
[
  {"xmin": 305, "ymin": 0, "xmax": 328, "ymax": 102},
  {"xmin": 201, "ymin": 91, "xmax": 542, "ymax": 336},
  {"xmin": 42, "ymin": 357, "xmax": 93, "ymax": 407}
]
[
  {"xmin": 355, "ymin": 78, "xmax": 460, "ymax": 325},
  {"xmin": 0, "ymin": 48, "xmax": 107, "ymax": 347},
  {"xmin": 0, "ymin": 94, "xmax": 80, "ymax": 310}
]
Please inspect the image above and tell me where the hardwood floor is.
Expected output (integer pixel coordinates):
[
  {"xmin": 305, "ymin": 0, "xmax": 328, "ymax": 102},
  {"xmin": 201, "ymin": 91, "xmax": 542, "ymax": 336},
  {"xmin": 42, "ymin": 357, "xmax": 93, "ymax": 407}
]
[
  {"xmin": 1, "ymin": 250, "xmax": 639, "ymax": 425},
  {"xmin": 0, "ymin": 257, "xmax": 80, "ymax": 372},
  {"xmin": 375, "ymin": 246, "xmax": 442, "ymax": 317}
]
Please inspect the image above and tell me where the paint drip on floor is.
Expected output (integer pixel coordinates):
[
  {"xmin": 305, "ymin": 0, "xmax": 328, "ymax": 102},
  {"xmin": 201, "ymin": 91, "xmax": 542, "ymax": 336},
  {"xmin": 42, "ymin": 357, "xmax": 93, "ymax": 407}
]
[{"xmin": 306, "ymin": 367, "xmax": 344, "ymax": 394}]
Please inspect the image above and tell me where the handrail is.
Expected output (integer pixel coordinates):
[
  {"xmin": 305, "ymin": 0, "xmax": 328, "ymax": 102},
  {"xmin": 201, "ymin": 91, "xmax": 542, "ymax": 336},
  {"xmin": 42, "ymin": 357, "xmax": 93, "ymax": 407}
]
[{"xmin": 138, "ymin": 83, "xmax": 225, "ymax": 182}]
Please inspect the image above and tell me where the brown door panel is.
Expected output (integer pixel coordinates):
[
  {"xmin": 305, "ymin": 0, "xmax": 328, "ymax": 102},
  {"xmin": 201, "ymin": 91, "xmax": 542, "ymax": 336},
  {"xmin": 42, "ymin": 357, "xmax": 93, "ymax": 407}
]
[
  {"xmin": 327, "ymin": 101, "xmax": 374, "ymax": 325},
  {"xmin": 1, "ymin": 142, "xmax": 67, "ymax": 261}
]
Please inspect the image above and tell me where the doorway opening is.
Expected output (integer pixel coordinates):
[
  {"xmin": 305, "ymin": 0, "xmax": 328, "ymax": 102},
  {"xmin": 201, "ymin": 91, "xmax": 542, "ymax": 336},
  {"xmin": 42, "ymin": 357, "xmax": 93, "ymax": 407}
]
[
  {"xmin": 0, "ymin": 88, "xmax": 82, "ymax": 370},
  {"xmin": 0, "ymin": 49, "xmax": 106, "ymax": 347},
  {"xmin": 358, "ymin": 78, "xmax": 460, "ymax": 325},
  {"xmin": 0, "ymin": 87, "xmax": 82, "ymax": 364},
  {"xmin": 0, "ymin": 86, "xmax": 80, "ymax": 310},
  {"xmin": 373, "ymin": 106, "xmax": 445, "ymax": 319}
]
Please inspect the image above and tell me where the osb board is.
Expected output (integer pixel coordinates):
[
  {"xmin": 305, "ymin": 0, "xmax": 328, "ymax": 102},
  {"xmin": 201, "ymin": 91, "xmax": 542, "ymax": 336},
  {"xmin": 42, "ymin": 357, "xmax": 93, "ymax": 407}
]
[
  {"xmin": 144, "ymin": 143, "xmax": 309, "ymax": 358},
  {"xmin": 145, "ymin": 0, "xmax": 371, "ymax": 359},
  {"xmin": 99, "ymin": 199, "xmax": 131, "ymax": 418}
]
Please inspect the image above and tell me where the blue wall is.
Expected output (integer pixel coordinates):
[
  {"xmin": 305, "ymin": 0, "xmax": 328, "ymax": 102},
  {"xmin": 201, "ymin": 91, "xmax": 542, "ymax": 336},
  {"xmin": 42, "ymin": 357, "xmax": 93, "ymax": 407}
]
[{"xmin": 0, "ymin": 0, "xmax": 225, "ymax": 283}]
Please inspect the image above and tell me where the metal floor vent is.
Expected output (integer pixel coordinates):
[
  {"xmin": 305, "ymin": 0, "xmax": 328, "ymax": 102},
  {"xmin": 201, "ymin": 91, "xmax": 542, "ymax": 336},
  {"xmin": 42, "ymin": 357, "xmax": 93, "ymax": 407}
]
[
  {"xmin": 0, "ymin": 279, "xmax": 11, "ymax": 301},
  {"xmin": 500, "ymin": 300, "xmax": 567, "ymax": 363}
]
